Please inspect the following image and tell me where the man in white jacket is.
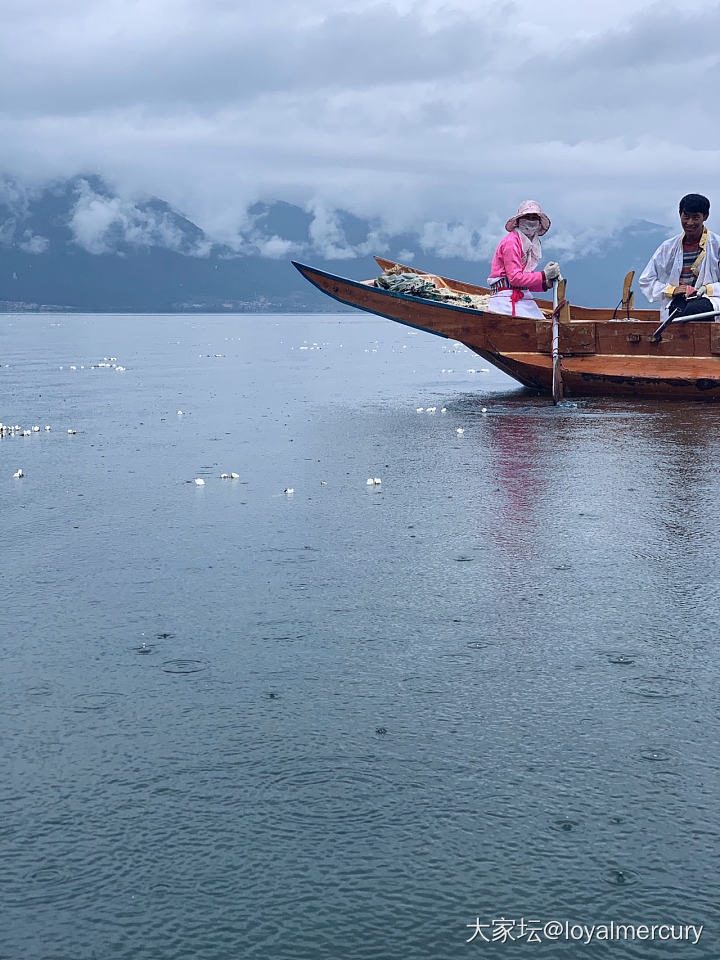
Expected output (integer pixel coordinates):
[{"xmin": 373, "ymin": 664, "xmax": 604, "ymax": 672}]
[{"xmin": 639, "ymin": 194, "xmax": 720, "ymax": 322}]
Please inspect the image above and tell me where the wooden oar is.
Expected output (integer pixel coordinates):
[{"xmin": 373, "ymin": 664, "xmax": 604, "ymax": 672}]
[
  {"xmin": 651, "ymin": 304, "xmax": 720, "ymax": 341},
  {"xmin": 651, "ymin": 306, "xmax": 681, "ymax": 342},
  {"xmin": 622, "ymin": 270, "xmax": 635, "ymax": 312},
  {"xmin": 551, "ymin": 279, "xmax": 564, "ymax": 403},
  {"xmin": 612, "ymin": 270, "xmax": 635, "ymax": 319}
]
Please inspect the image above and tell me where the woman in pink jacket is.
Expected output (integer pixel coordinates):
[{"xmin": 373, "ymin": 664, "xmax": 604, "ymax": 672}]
[{"xmin": 488, "ymin": 201, "xmax": 561, "ymax": 318}]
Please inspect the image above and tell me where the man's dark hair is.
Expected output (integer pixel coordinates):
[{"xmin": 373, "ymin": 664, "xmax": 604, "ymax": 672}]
[{"xmin": 679, "ymin": 193, "xmax": 710, "ymax": 216}]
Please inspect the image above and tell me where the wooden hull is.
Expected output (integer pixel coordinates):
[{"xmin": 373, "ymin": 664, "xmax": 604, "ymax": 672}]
[{"xmin": 292, "ymin": 260, "xmax": 720, "ymax": 399}]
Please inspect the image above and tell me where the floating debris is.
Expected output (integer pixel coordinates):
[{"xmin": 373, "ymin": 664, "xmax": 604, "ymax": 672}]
[
  {"xmin": 194, "ymin": 478, "xmax": 205, "ymax": 486},
  {"xmin": 320, "ymin": 481, "xmax": 328, "ymax": 486},
  {"xmin": 283, "ymin": 488, "xmax": 294, "ymax": 495},
  {"xmin": 13, "ymin": 468, "xmax": 23, "ymax": 479},
  {"xmin": 67, "ymin": 429, "xmax": 77, "ymax": 435},
  {"xmin": 220, "ymin": 472, "xmax": 241, "ymax": 480},
  {"xmin": 0, "ymin": 423, "xmax": 29, "ymax": 438},
  {"xmin": 177, "ymin": 410, "xmax": 184, "ymax": 416},
  {"xmin": 366, "ymin": 477, "xmax": 382, "ymax": 485},
  {"xmin": 481, "ymin": 407, "xmax": 488, "ymax": 414},
  {"xmin": 456, "ymin": 428, "xmax": 464, "ymax": 434}
]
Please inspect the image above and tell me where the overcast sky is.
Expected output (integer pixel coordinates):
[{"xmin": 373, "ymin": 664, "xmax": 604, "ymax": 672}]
[{"xmin": 3, "ymin": 0, "xmax": 720, "ymax": 254}]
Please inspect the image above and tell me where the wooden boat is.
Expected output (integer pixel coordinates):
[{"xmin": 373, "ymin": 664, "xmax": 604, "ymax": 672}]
[{"xmin": 292, "ymin": 257, "xmax": 720, "ymax": 399}]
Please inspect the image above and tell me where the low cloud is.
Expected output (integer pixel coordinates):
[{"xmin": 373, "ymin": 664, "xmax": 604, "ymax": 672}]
[
  {"xmin": 308, "ymin": 205, "xmax": 360, "ymax": 259},
  {"xmin": 256, "ymin": 236, "xmax": 297, "ymax": 259},
  {"xmin": 419, "ymin": 221, "xmax": 497, "ymax": 261},
  {"xmin": 69, "ymin": 180, "xmax": 211, "ymax": 255}
]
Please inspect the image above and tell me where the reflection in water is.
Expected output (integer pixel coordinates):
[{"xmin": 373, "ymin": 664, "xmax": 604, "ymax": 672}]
[{"xmin": 487, "ymin": 414, "xmax": 546, "ymax": 511}]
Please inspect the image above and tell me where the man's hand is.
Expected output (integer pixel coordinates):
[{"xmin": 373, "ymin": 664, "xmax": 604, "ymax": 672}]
[{"xmin": 672, "ymin": 284, "xmax": 689, "ymax": 296}]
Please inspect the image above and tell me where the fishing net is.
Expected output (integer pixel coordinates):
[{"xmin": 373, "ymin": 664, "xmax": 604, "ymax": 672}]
[{"xmin": 374, "ymin": 272, "xmax": 490, "ymax": 311}]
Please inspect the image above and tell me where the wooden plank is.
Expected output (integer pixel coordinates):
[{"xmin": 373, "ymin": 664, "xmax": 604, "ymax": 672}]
[
  {"xmin": 560, "ymin": 323, "xmax": 595, "ymax": 355},
  {"xmin": 571, "ymin": 305, "xmax": 659, "ymax": 322},
  {"xmin": 536, "ymin": 320, "xmax": 552, "ymax": 353},
  {"xmin": 504, "ymin": 352, "xmax": 720, "ymax": 380},
  {"xmin": 596, "ymin": 322, "xmax": 691, "ymax": 357},
  {"xmin": 692, "ymin": 324, "xmax": 712, "ymax": 357}
]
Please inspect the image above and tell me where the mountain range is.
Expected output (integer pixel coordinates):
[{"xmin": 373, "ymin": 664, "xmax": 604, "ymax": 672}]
[{"xmin": 0, "ymin": 175, "xmax": 672, "ymax": 313}]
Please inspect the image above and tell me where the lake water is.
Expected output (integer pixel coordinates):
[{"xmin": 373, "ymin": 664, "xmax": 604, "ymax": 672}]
[{"xmin": 2, "ymin": 312, "xmax": 719, "ymax": 960}]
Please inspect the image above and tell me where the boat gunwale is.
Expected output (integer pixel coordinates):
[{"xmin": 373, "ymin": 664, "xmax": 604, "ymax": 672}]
[{"xmin": 291, "ymin": 260, "xmax": 501, "ymax": 334}]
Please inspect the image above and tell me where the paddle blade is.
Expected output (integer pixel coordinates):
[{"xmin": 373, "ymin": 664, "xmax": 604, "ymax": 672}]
[{"xmin": 622, "ymin": 270, "xmax": 634, "ymax": 302}]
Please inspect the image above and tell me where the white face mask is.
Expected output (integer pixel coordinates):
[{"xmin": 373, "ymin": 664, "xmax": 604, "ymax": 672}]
[{"xmin": 517, "ymin": 216, "xmax": 541, "ymax": 239}]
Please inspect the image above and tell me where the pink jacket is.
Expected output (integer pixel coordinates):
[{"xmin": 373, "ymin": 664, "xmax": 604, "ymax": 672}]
[{"xmin": 490, "ymin": 232, "xmax": 546, "ymax": 291}]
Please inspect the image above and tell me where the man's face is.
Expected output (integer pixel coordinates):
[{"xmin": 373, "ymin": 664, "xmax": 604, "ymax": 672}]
[{"xmin": 680, "ymin": 209, "xmax": 707, "ymax": 242}]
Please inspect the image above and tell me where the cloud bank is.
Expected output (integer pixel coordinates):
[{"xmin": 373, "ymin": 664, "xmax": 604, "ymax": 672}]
[{"xmin": 2, "ymin": 0, "xmax": 719, "ymax": 254}]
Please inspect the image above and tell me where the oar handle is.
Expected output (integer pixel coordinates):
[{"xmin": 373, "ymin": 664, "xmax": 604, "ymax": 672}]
[
  {"xmin": 551, "ymin": 279, "xmax": 563, "ymax": 403},
  {"xmin": 651, "ymin": 305, "xmax": 720, "ymax": 340}
]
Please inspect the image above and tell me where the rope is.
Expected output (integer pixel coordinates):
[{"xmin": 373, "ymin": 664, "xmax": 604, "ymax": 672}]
[{"xmin": 552, "ymin": 298, "xmax": 568, "ymax": 320}]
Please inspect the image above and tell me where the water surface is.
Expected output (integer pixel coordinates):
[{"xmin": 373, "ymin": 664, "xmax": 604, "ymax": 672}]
[{"xmin": 2, "ymin": 312, "xmax": 719, "ymax": 959}]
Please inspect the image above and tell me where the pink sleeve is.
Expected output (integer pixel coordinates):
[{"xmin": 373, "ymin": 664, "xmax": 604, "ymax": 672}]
[{"xmin": 495, "ymin": 234, "xmax": 546, "ymax": 291}]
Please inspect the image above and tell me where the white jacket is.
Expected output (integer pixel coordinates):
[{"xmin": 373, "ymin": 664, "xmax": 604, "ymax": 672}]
[{"xmin": 639, "ymin": 229, "xmax": 720, "ymax": 320}]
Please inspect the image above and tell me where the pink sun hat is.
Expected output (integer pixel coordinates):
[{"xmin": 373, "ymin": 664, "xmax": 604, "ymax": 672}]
[{"xmin": 505, "ymin": 200, "xmax": 551, "ymax": 236}]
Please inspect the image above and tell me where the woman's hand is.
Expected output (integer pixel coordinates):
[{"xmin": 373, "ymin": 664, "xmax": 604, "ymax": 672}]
[{"xmin": 543, "ymin": 261, "xmax": 561, "ymax": 281}]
